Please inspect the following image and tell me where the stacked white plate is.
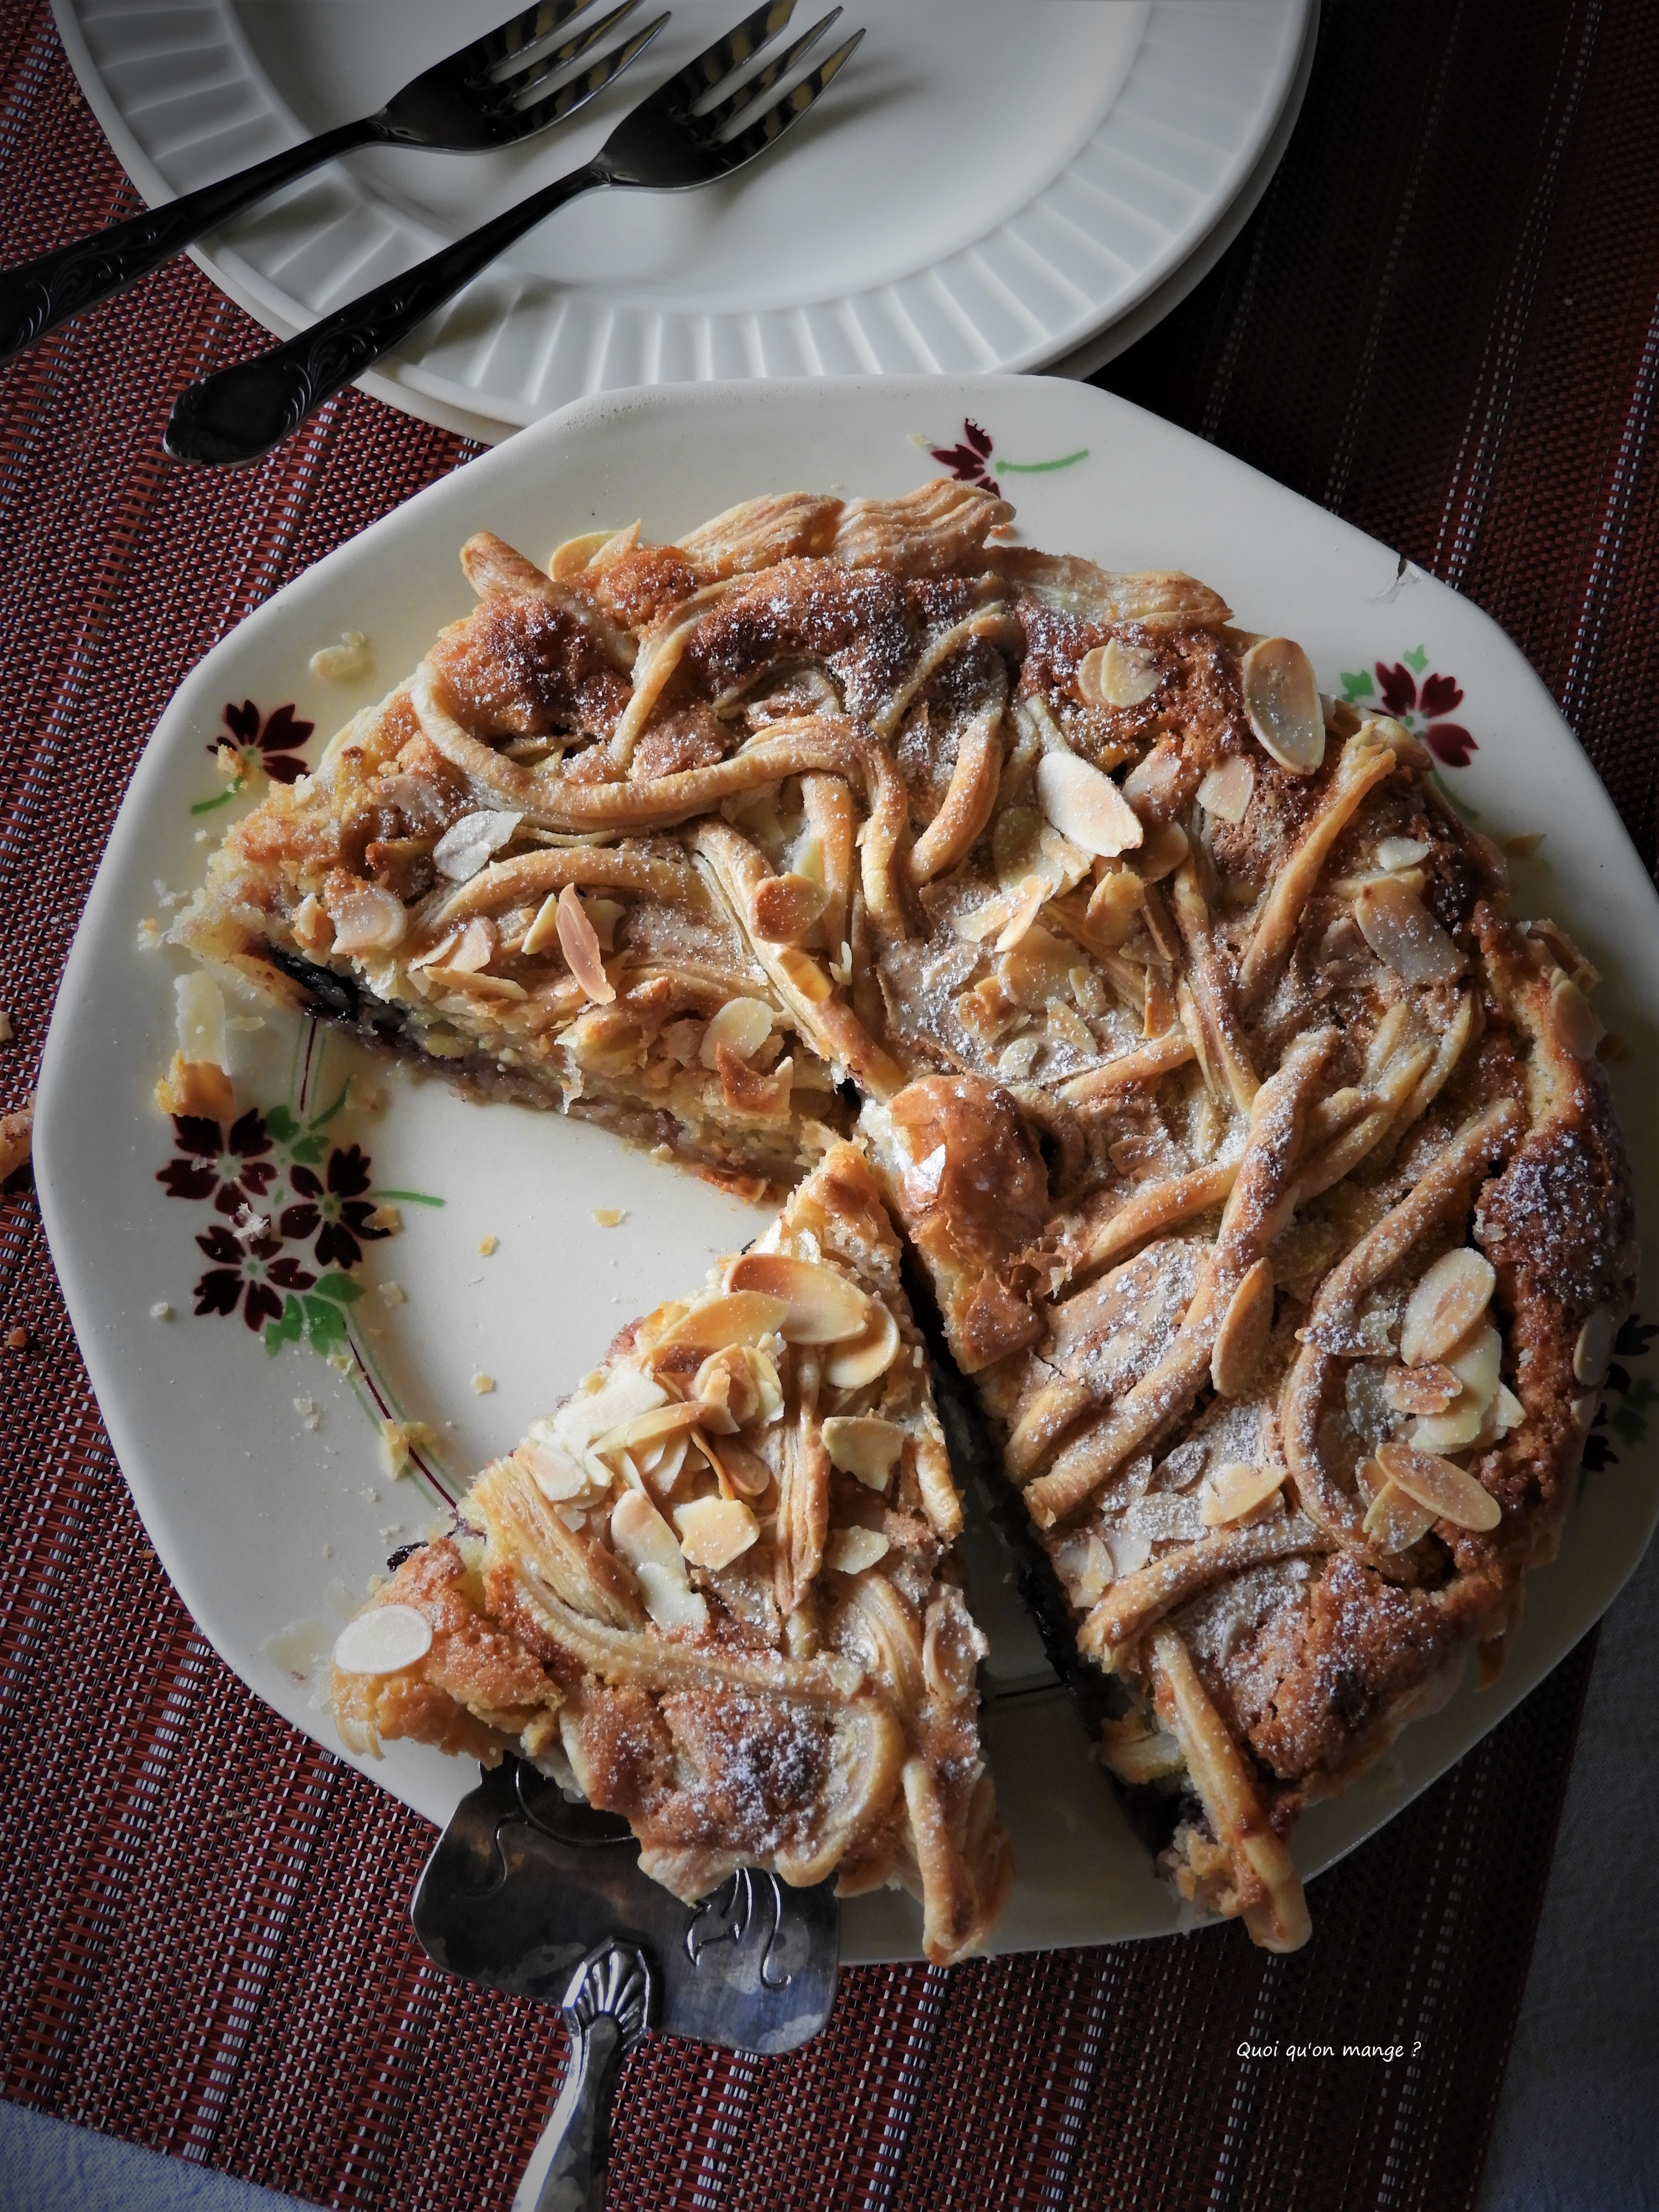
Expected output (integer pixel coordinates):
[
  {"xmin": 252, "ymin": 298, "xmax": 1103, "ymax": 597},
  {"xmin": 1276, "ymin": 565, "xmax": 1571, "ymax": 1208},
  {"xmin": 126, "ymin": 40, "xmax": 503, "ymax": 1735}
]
[{"xmin": 53, "ymin": 0, "xmax": 1317, "ymax": 442}]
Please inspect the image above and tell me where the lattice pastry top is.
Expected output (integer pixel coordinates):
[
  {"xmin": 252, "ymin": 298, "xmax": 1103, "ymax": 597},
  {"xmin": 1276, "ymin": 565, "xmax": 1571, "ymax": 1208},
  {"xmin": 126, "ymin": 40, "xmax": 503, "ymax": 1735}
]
[{"xmin": 179, "ymin": 482, "xmax": 1636, "ymax": 1952}]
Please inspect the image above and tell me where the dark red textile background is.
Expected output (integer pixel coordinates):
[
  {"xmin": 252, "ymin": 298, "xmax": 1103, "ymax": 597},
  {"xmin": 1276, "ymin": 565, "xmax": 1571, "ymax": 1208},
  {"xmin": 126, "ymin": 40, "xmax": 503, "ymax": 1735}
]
[{"xmin": 1, "ymin": 2, "xmax": 1653, "ymax": 2206}]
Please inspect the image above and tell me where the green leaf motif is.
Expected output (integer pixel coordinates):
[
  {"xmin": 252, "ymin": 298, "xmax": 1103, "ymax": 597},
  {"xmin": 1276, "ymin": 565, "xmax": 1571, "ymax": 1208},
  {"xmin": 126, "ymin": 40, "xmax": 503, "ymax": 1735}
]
[
  {"xmin": 997, "ymin": 448, "xmax": 1090, "ymax": 475},
  {"xmin": 264, "ymin": 1296, "xmax": 306, "ymax": 1357},
  {"xmin": 1403, "ymin": 644, "xmax": 1428, "ymax": 672},
  {"xmin": 309, "ymin": 1081, "xmax": 350, "ymax": 1132},
  {"xmin": 302, "ymin": 1296, "xmax": 350, "ymax": 1352},
  {"xmin": 290, "ymin": 1135, "xmax": 324, "ymax": 1165},
  {"xmin": 1340, "ymin": 671, "xmax": 1375, "ymax": 701},
  {"xmin": 264, "ymin": 1104, "xmax": 300, "ymax": 1143},
  {"xmin": 312, "ymin": 1272, "xmax": 364, "ymax": 1306},
  {"xmin": 370, "ymin": 1187, "xmax": 446, "ymax": 1208},
  {"xmin": 189, "ymin": 787, "xmax": 239, "ymax": 817}
]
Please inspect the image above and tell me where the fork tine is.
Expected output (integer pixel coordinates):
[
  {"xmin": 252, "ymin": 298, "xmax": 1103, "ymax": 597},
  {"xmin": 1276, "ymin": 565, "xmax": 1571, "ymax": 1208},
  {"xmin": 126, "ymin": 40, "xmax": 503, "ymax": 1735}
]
[
  {"xmin": 486, "ymin": 0, "xmax": 640, "ymax": 100},
  {"xmin": 648, "ymin": 0, "xmax": 799, "ymax": 119},
  {"xmin": 510, "ymin": 13, "xmax": 669, "ymax": 131},
  {"xmin": 711, "ymin": 27, "xmax": 862, "ymax": 163},
  {"xmin": 692, "ymin": 7, "xmax": 839, "ymax": 134},
  {"xmin": 461, "ymin": 0, "xmax": 594, "ymax": 77}
]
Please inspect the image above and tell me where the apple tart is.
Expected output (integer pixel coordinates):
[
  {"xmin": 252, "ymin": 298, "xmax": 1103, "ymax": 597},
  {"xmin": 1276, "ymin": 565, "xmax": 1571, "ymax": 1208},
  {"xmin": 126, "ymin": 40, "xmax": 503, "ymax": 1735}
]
[
  {"xmin": 183, "ymin": 480, "xmax": 1634, "ymax": 1953},
  {"xmin": 330, "ymin": 1144, "xmax": 1012, "ymax": 1966}
]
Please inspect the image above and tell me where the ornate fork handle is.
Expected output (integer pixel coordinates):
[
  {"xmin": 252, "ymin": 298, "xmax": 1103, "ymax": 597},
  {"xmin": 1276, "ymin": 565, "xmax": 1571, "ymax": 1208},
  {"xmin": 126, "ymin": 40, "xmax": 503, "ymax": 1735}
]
[
  {"xmin": 165, "ymin": 163, "xmax": 606, "ymax": 468},
  {"xmin": 0, "ymin": 121, "xmax": 372, "ymax": 364}
]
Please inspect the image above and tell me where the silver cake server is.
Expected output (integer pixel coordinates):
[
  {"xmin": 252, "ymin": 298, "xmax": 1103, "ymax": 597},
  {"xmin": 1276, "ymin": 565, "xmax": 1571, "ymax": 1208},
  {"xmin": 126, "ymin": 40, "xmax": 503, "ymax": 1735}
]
[{"xmin": 412, "ymin": 1755, "xmax": 839, "ymax": 2212}]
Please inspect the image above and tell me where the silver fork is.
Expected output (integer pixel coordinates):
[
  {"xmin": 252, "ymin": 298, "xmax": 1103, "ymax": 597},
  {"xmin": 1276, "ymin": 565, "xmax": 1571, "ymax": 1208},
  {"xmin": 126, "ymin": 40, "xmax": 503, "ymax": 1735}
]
[
  {"xmin": 0, "ymin": 0, "xmax": 662, "ymax": 365},
  {"xmin": 164, "ymin": 0, "xmax": 864, "ymax": 470}
]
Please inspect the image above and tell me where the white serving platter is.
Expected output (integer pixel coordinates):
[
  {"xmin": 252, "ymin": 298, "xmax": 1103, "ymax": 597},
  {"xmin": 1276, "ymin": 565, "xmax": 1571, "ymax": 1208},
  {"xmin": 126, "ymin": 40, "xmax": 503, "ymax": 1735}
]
[
  {"xmin": 51, "ymin": 0, "xmax": 1314, "ymax": 442},
  {"xmin": 36, "ymin": 375, "xmax": 1659, "ymax": 1960}
]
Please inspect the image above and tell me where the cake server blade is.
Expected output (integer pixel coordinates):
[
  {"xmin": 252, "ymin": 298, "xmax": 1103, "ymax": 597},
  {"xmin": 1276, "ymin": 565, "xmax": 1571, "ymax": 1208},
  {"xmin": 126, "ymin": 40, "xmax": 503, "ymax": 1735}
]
[{"xmin": 412, "ymin": 1755, "xmax": 839, "ymax": 2210}]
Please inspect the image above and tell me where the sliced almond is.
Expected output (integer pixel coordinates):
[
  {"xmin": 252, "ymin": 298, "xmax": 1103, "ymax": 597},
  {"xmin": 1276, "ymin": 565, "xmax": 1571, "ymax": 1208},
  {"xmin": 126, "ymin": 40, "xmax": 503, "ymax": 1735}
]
[
  {"xmin": 1053, "ymin": 1532, "xmax": 1114, "ymax": 1610},
  {"xmin": 634, "ymin": 1432, "xmax": 689, "ymax": 1501},
  {"xmin": 752, "ymin": 870, "xmax": 830, "ymax": 944},
  {"xmin": 652, "ymin": 1290, "xmax": 789, "ymax": 1364},
  {"xmin": 1107, "ymin": 1528, "xmax": 1153, "ymax": 1577},
  {"xmin": 1408, "ymin": 1319, "xmax": 1502, "ymax": 1453},
  {"xmin": 1376, "ymin": 1438, "xmax": 1502, "ymax": 1532},
  {"xmin": 1353, "ymin": 877, "xmax": 1464, "ymax": 984},
  {"xmin": 727, "ymin": 1253, "xmax": 872, "ymax": 1344},
  {"xmin": 332, "ymin": 1604, "xmax": 433, "ymax": 1676},
  {"xmin": 671, "ymin": 1496, "xmax": 760, "ymax": 1570},
  {"xmin": 521, "ymin": 892, "xmax": 562, "ymax": 958},
  {"xmin": 824, "ymin": 1304, "xmax": 902, "ymax": 1391},
  {"xmin": 422, "ymin": 965, "xmax": 527, "ymax": 1001},
  {"xmin": 1360, "ymin": 1473, "xmax": 1438, "ymax": 1553},
  {"xmin": 330, "ymin": 886, "xmax": 407, "ymax": 956},
  {"xmin": 556, "ymin": 882, "xmax": 614, "ymax": 1004},
  {"xmin": 1200, "ymin": 1461, "xmax": 1286, "ymax": 1527},
  {"xmin": 1400, "ymin": 1249, "xmax": 1495, "ymax": 1366},
  {"xmin": 1382, "ymin": 1363, "xmax": 1461, "ymax": 1415},
  {"xmin": 291, "ymin": 893, "xmax": 332, "ymax": 953},
  {"xmin": 1410, "ymin": 1391, "xmax": 1487, "ymax": 1455},
  {"xmin": 1084, "ymin": 866, "xmax": 1145, "ymax": 948},
  {"xmin": 953, "ymin": 892, "xmax": 1016, "ymax": 946},
  {"xmin": 548, "ymin": 1368, "xmax": 667, "ymax": 1455},
  {"xmin": 921, "ymin": 1589, "xmax": 988, "ymax": 1704},
  {"xmin": 1446, "ymin": 1318, "xmax": 1502, "ymax": 1403},
  {"xmin": 1036, "ymin": 752, "xmax": 1145, "ymax": 858},
  {"xmin": 1377, "ymin": 836, "xmax": 1431, "ymax": 870},
  {"xmin": 610, "ymin": 1490, "xmax": 708, "ymax": 1630},
  {"xmin": 1574, "ymin": 1307, "xmax": 1618, "ymax": 1385},
  {"xmin": 696, "ymin": 1427, "xmax": 774, "ymax": 1499},
  {"xmin": 1211, "ymin": 1258, "xmax": 1274, "ymax": 1397},
  {"xmin": 1241, "ymin": 637, "xmax": 1325, "ymax": 774},
  {"xmin": 994, "ymin": 876, "xmax": 1049, "ymax": 953},
  {"xmin": 448, "ymin": 917, "xmax": 496, "ymax": 973},
  {"xmin": 824, "ymin": 1525, "xmax": 890, "ymax": 1575},
  {"xmin": 1493, "ymin": 1383, "xmax": 1526, "ymax": 1438},
  {"xmin": 594, "ymin": 1401, "xmax": 704, "ymax": 1462},
  {"xmin": 1047, "ymin": 1000, "xmax": 1096, "ymax": 1057},
  {"xmin": 1196, "ymin": 754, "xmax": 1255, "ymax": 824},
  {"xmin": 821, "ymin": 1414, "xmax": 905, "ymax": 1491},
  {"xmin": 517, "ymin": 1437, "xmax": 600, "ymax": 1504},
  {"xmin": 693, "ymin": 1344, "xmax": 783, "ymax": 1432},
  {"xmin": 1129, "ymin": 819, "xmax": 1188, "ymax": 882},
  {"xmin": 700, "ymin": 995, "xmax": 772, "ymax": 1069},
  {"xmin": 1547, "ymin": 970, "xmax": 1605, "ymax": 1059},
  {"xmin": 1077, "ymin": 637, "xmax": 1163, "ymax": 709},
  {"xmin": 433, "ymin": 808, "xmax": 522, "ymax": 884}
]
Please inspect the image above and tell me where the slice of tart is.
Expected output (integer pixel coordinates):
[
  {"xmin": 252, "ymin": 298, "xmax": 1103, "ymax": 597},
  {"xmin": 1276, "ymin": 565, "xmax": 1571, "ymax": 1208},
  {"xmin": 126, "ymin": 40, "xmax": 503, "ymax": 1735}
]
[{"xmin": 330, "ymin": 1142, "xmax": 1012, "ymax": 1965}]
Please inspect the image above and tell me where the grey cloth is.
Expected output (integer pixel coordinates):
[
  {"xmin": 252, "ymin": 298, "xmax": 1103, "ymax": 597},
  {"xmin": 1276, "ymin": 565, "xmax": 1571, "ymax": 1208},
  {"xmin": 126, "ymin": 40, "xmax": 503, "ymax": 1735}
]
[
  {"xmin": 0, "ymin": 2102, "xmax": 310, "ymax": 2211},
  {"xmin": 1479, "ymin": 1528, "xmax": 1659, "ymax": 2212}
]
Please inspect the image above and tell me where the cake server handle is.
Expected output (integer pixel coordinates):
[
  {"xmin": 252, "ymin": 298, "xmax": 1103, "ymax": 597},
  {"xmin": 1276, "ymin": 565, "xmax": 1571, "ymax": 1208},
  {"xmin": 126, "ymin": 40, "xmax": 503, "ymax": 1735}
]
[{"xmin": 513, "ymin": 1938, "xmax": 655, "ymax": 2212}]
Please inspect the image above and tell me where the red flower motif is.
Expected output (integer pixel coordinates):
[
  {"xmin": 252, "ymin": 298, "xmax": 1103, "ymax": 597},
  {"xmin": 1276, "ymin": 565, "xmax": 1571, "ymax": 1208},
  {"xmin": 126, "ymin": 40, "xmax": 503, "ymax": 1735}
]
[
  {"xmin": 157, "ymin": 1109, "xmax": 278, "ymax": 1216},
  {"xmin": 1373, "ymin": 661, "xmax": 1476, "ymax": 768},
  {"xmin": 210, "ymin": 700, "xmax": 314, "ymax": 785},
  {"xmin": 931, "ymin": 417, "xmax": 1000, "ymax": 500},
  {"xmin": 278, "ymin": 1141, "xmax": 390, "ymax": 1269},
  {"xmin": 192, "ymin": 1222, "xmax": 316, "ymax": 1332}
]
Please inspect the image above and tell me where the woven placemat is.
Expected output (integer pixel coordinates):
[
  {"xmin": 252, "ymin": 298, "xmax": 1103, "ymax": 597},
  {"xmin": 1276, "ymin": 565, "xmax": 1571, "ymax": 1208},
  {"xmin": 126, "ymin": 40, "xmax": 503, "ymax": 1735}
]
[{"xmin": 1, "ymin": 1, "xmax": 1654, "ymax": 2204}]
